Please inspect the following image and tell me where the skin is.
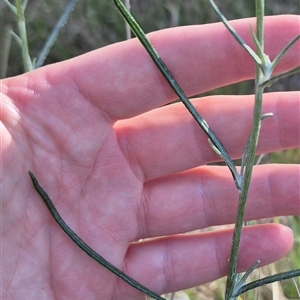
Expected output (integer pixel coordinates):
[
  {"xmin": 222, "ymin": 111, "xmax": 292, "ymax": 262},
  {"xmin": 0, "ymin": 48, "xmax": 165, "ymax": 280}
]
[{"xmin": 2, "ymin": 15, "xmax": 300, "ymax": 300}]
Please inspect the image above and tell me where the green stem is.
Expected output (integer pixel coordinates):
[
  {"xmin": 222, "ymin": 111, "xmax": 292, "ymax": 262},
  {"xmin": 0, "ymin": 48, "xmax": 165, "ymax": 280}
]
[
  {"xmin": 3, "ymin": 0, "xmax": 17, "ymax": 14},
  {"xmin": 15, "ymin": 0, "xmax": 33, "ymax": 72},
  {"xmin": 259, "ymin": 65, "xmax": 300, "ymax": 88},
  {"xmin": 270, "ymin": 34, "xmax": 300, "ymax": 73},
  {"xmin": 124, "ymin": 0, "xmax": 131, "ymax": 39},
  {"xmin": 256, "ymin": 0, "xmax": 264, "ymax": 56},
  {"xmin": 28, "ymin": 171, "xmax": 166, "ymax": 300},
  {"xmin": 35, "ymin": 0, "xmax": 79, "ymax": 69},
  {"xmin": 232, "ymin": 268, "xmax": 300, "ymax": 297},
  {"xmin": 225, "ymin": 1, "xmax": 265, "ymax": 299},
  {"xmin": 207, "ymin": 0, "xmax": 262, "ymax": 66},
  {"xmin": 113, "ymin": 0, "xmax": 241, "ymax": 190}
]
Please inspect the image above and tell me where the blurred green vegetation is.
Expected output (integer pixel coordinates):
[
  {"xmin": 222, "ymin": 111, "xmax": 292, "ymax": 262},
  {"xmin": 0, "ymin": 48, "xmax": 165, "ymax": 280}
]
[
  {"xmin": 279, "ymin": 216, "xmax": 300, "ymax": 298},
  {"xmin": 1, "ymin": 0, "xmax": 299, "ymax": 84}
]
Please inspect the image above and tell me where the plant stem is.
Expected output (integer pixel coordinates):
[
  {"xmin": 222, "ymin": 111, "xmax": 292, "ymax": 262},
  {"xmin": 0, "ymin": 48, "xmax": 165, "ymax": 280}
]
[
  {"xmin": 28, "ymin": 171, "xmax": 166, "ymax": 300},
  {"xmin": 259, "ymin": 65, "xmax": 300, "ymax": 88},
  {"xmin": 35, "ymin": 0, "xmax": 79, "ymax": 69},
  {"xmin": 15, "ymin": 0, "xmax": 33, "ymax": 72},
  {"xmin": 232, "ymin": 268, "xmax": 300, "ymax": 297},
  {"xmin": 207, "ymin": 0, "xmax": 261, "ymax": 66},
  {"xmin": 1, "ymin": 26, "xmax": 13, "ymax": 78},
  {"xmin": 225, "ymin": 1, "xmax": 265, "ymax": 299},
  {"xmin": 113, "ymin": 0, "xmax": 241, "ymax": 190},
  {"xmin": 124, "ymin": 0, "xmax": 131, "ymax": 39},
  {"xmin": 256, "ymin": 0, "xmax": 264, "ymax": 56}
]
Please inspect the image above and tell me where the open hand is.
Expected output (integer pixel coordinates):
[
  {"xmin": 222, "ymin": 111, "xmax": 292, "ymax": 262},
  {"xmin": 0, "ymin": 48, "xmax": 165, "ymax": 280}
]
[{"xmin": 2, "ymin": 15, "xmax": 300, "ymax": 299}]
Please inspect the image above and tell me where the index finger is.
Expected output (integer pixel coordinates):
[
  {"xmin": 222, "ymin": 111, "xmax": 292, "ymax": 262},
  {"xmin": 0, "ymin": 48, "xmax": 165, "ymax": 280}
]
[
  {"xmin": 69, "ymin": 15, "xmax": 299, "ymax": 119},
  {"xmin": 7, "ymin": 15, "xmax": 299, "ymax": 121}
]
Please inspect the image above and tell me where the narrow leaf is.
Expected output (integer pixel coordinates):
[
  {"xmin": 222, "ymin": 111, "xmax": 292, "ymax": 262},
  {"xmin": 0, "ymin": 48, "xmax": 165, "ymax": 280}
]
[
  {"xmin": 35, "ymin": 0, "xmax": 79, "ymax": 68},
  {"xmin": 270, "ymin": 34, "xmax": 300, "ymax": 73},
  {"xmin": 207, "ymin": 0, "xmax": 262, "ymax": 66},
  {"xmin": 259, "ymin": 66, "xmax": 300, "ymax": 88},
  {"xmin": 232, "ymin": 268, "xmax": 300, "ymax": 297},
  {"xmin": 3, "ymin": 0, "xmax": 17, "ymax": 15}
]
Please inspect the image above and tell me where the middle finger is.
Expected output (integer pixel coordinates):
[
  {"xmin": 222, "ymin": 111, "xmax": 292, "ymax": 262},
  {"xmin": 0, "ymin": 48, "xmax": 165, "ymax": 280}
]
[
  {"xmin": 136, "ymin": 164, "xmax": 299, "ymax": 239},
  {"xmin": 115, "ymin": 91, "xmax": 299, "ymax": 181}
]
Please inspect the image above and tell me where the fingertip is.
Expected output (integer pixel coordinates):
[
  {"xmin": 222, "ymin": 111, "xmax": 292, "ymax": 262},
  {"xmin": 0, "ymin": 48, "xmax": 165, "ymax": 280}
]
[
  {"xmin": 266, "ymin": 223, "xmax": 294, "ymax": 254},
  {"xmin": 238, "ymin": 223, "xmax": 295, "ymax": 271},
  {"xmin": 276, "ymin": 223, "xmax": 294, "ymax": 253}
]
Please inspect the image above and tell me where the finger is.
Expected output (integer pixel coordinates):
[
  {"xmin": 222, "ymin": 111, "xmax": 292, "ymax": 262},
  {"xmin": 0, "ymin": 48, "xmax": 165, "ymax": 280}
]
[
  {"xmin": 115, "ymin": 92, "xmax": 299, "ymax": 181},
  {"xmin": 8, "ymin": 16, "xmax": 299, "ymax": 121},
  {"xmin": 118, "ymin": 224, "xmax": 293, "ymax": 298},
  {"xmin": 136, "ymin": 164, "xmax": 299, "ymax": 239},
  {"xmin": 72, "ymin": 15, "xmax": 299, "ymax": 119}
]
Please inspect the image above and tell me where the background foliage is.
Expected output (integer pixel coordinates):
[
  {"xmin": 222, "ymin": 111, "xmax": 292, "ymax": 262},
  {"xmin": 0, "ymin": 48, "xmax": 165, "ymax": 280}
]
[{"xmin": 1, "ymin": 0, "xmax": 300, "ymax": 85}]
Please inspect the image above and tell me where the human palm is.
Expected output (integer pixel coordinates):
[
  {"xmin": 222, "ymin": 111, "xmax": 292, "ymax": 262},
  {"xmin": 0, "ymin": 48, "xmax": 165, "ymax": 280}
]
[{"xmin": 2, "ymin": 16, "xmax": 300, "ymax": 300}]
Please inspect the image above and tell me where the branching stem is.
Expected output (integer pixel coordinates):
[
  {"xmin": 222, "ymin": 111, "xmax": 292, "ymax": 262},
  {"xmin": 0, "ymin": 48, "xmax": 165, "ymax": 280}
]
[
  {"xmin": 14, "ymin": 0, "xmax": 33, "ymax": 72},
  {"xmin": 225, "ymin": 1, "xmax": 265, "ymax": 299},
  {"xmin": 232, "ymin": 269, "xmax": 300, "ymax": 297}
]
